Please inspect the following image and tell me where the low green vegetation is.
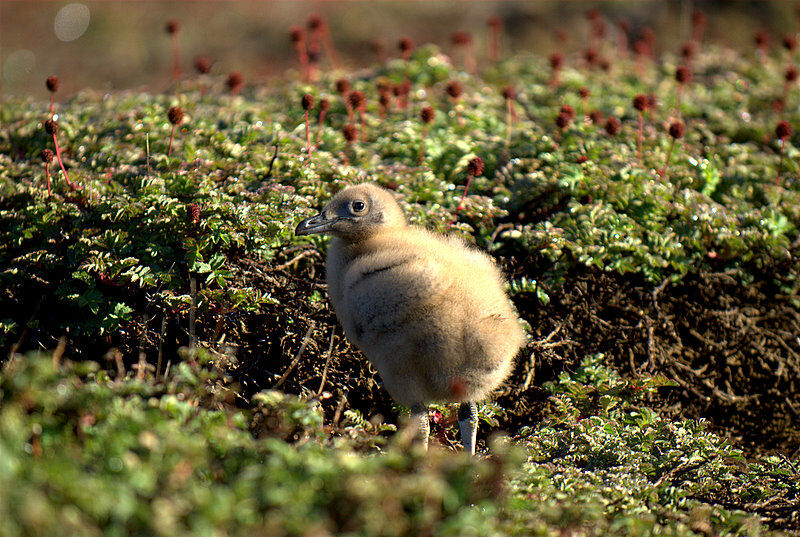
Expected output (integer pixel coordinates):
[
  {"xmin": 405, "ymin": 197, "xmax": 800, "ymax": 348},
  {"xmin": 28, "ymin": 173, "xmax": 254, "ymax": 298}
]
[
  {"xmin": 1, "ymin": 30, "xmax": 799, "ymax": 536},
  {"xmin": 3, "ymin": 353, "xmax": 797, "ymax": 536}
]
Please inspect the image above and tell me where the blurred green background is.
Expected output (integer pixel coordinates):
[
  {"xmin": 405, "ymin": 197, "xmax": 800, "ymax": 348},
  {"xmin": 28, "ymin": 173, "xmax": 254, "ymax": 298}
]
[{"xmin": 1, "ymin": 1, "xmax": 799, "ymax": 99}]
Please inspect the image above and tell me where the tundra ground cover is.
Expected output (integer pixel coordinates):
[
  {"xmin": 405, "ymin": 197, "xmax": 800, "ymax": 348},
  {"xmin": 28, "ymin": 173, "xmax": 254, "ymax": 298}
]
[{"xmin": 1, "ymin": 15, "xmax": 799, "ymax": 535}]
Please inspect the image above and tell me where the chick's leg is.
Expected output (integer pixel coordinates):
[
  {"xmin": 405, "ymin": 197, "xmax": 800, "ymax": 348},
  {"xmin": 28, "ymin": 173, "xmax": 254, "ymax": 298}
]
[
  {"xmin": 458, "ymin": 401, "xmax": 478, "ymax": 455},
  {"xmin": 410, "ymin": 404, "xmax": 429, "ymax": 450}
]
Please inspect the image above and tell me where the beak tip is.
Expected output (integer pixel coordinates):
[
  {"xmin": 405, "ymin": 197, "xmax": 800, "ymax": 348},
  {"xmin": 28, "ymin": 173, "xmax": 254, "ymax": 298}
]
[{"xmin": 294, "ymin": 213, "xmax": 327, "ymax": 237}]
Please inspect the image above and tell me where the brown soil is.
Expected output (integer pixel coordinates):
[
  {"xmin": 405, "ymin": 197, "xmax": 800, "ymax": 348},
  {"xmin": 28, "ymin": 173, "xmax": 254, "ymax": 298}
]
[{"xmin": 500, "ymin": 260, "xmax": 800, "ymax": 457}]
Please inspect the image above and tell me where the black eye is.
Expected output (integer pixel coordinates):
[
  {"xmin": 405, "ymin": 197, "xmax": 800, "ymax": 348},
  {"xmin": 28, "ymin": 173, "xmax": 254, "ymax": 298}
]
[{"xmin": 351, "ymin": 200, "xmax": 366, "ymax": 213}]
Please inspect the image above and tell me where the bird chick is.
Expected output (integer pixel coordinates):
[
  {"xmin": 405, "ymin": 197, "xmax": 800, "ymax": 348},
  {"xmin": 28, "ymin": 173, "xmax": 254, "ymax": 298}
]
[{"xmin": 295, "ymin": 183, "xmax": 525, "ymax": 454}]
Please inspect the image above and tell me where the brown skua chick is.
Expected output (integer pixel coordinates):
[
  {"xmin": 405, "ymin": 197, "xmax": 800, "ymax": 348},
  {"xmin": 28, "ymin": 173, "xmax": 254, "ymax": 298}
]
[{"xmin": 295, "ymin": 183, "xmax": 524, "ymax": 454}]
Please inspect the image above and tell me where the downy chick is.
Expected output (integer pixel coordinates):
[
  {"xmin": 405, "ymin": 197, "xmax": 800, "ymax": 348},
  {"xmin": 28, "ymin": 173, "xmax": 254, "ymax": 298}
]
[{"xmin": 295, "ymin": 183, "xmax": 525, "ymax": 454}]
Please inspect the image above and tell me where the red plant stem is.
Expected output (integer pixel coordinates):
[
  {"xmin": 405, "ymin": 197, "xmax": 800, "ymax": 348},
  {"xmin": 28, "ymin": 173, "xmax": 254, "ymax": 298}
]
[
  {"xmin": 45, "ymin": 163, "xmax": 52, "ymax": 196},
  {"xmin": 295, "ymin": 43, "xmax": 310, "ymax": 82},
  {"xmin": 171, "ymin": 35, "xmax": 181, "ymax": 82},
  {"xmin": 51, "ymin": 134, "xmax": 78, "ymax": 190},
  {"xmin": 549, "ymin": 70, "xmax": 560, "ymax": 88},
  {"xmin": 637, "ymin": 111, "xmax": 644, "ymax": 164},
  {"xmin": 489, "ymin": 27, "xmax": 500, "ymax": 62},
  {"xmin": 581, "ymin": 97, "xmax": 588, "ymax": 120},
  {"xmin": 316, "ymin": 109, "xmax": 327, "ymax": 141},
  {"xmin": 464, "ymin": 44, "xmax": 476, "ymax": 73},
  {"xmin": 49, "ymin": 95, "xmax": 55, "ymax": 118},
  {"xmin": 505, "ymin": 100, "xmax": 512, "ymax": 149},
  {"xmin": 307, "ymin": 55, "xmax": 318, "ymax": 83},
  {"xmin": 507, "ymin": 99, "xmax": 518, "ymax": 124},
  {"xmin": 659, "ymin": 138, "xmax": 676, "ymax": 178},
  {"xmin": 453, "ymin": 172, "xmax": 475, "ymax": 222},
  {"xmin": 457, "ymin": 174, "xmax": 475, "ymax": 209},
  {"xmin": 777, "ymin": 139, "xmax": 785, "ymax": 184},
  {"xmin": 168, "ymin": 125, "xmax": 176, "ymax": 157},
  {"xmin": 342, "ymin": 141, "xmax": 352, "ymax": 165},
  {"xmin": 345, "ymin": 96, "xmax": 353, "ymax": 122},
  {"xmin": 419, "ymin": 127, "xmax": 427, "ymax": 164},
  {"xmin": 305, "ymin": 110, "xmax": 312, "ymax": 159}
]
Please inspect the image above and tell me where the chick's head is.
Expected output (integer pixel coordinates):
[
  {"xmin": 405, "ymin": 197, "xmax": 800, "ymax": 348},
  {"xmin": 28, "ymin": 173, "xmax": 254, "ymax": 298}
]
[{"xmin": 295, "ymin": 183, "xmax": 406, "ymax": 241}]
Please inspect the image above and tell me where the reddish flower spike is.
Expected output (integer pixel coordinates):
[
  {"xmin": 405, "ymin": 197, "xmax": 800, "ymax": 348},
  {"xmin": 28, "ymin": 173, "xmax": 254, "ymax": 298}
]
[
  {"xmin": 335, "ymin": 78, "xmax": 351, "ymax": 95},
  {"xmin": 605, "ymin": 116, "xmax": 621, "ymax": 135},
  {"xmin": 226, "ymin": 72, "xmax": 244, "ymax": 95},
  {"xmin": 307, "ymin": 13, "xmax": 324, "ymax": 31},
  {"xmin": 420, "ymin": 105, "xmax": 435, "ymax": 124},
  {"xmin": 167, "ymin": 106, "xmax": 184, "ymax": 125},
  {"xmin": 755, "ymin": 30, "xmax": 769, "ymax": 50},
  {"xmin": 559, "ymin": 104, "xmax": 575, "ymax": 121},
  {"xmin": 676, "ymin": 65, "xmax": 692, "ymax": 84},
  {"xmin": 290, "ymin": 26, "xmax": 305, "ymax": 44},
  {"xmin": 399, "ymin": 37, "xmax": 414, "ymax": 60},
  {"xmin": 347, "ymin": 90, "xmax": 365, "ymax": 111},
  {"xmin": 669, "ymin": 120, "xmax": 685, "ymax": 139},
  {"xmin": 193, "ymin": 55, "xmax": 212, "ymax": 75},
  {"xmin": 589, "ymin": 110, "xmax": 604, "ymax": 124},
  {"xmin": 44, "ymin": 119, "xmax": 59, "ymax": 135},
  {"xmin": 776, "ymin": 121, "xmax": 792, "ymax": 140},
  {"xmin": 681, "ymin": 42, "xmax": 697, "ymax": 61},
  {"xmin": 452, "ymin": 31, "xmax": 472, "ymax": 46},
  {"xmin": 446, "ymin": 80, "xmax": 463, "ymax": 99},
  {"xmin": 467, "ymin": 157, "xmax": 484, "ymax": 177},
  {"xmin": 633, "ymin": 93, "xmax": 649, "ymax": 112},
  {"xmin": 342, "ymin": 124, "xmax": 358, "ymax": 143},
  {"xmin": 46, "ymin": 76, "xmax": 59, "ymax": 93}
]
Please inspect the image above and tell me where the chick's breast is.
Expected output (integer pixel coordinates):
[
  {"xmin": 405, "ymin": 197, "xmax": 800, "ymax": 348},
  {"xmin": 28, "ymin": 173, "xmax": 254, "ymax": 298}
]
[{"xmin": 327, "ymin": 228, "xmax": 524, "ymax": 405}]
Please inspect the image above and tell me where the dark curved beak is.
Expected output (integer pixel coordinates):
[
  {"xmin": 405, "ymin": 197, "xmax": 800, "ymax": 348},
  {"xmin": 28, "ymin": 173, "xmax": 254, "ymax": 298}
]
[{"xmin": 295, "ymin": 212, "xmax": 336, "ymax": 236}]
